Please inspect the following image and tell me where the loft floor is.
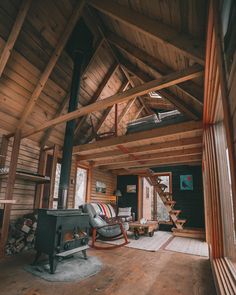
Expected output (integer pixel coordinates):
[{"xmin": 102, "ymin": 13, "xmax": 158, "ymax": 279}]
[{"xmin": 0, "ymin": 246, "xmax": 216, "ymax": 295}]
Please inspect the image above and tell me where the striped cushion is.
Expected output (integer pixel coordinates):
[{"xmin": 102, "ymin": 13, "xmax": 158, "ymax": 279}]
[{"xmin": 90, "ymin": 203, "xmax": 116, "ymax": 218}]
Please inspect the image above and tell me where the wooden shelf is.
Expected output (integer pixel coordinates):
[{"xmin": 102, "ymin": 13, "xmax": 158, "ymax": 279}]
[{"xmin": 0, "ymin": 172, "xmax": 50, "ymax": 184}]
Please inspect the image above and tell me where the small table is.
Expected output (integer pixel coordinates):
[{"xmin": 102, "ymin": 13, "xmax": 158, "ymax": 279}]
[{"xmin": 129, "ymin": 221, "xmax": 158, "ymax": 240}]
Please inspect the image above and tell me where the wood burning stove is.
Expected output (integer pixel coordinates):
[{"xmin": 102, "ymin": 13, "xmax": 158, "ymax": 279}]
[{"xmin": 34, "ymin": 209, "xmax": 89, "ymax": 274}]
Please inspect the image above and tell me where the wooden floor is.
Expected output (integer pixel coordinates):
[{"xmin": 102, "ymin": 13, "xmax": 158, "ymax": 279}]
[{"xmin": 0, "ymin": 247, "xmax": 216, "ymax": 295}]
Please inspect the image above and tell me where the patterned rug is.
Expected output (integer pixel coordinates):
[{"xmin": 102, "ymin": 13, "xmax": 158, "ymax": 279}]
[
  {"xmin": 102, "ymin": 231, "xmax": 172, "ymax": 252},
  {"xmin": 165, "ymin": 237, "xmax": 209, "ymax": 257}
]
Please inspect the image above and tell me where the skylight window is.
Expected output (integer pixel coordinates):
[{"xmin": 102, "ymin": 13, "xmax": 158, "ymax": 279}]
[{"xmin": 149, "ymin": 91, "xmax": 162, "ymax": 98}]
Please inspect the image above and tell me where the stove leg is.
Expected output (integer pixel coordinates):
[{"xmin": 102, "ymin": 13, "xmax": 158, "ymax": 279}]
[
  {"xmin": 82, "ymin": 249, "xmax": 87, "ymax": 260},
  {"xmin": 32, "ymin": 251, "xmax": 42, "ymax": 265},
  {"xmin": 49, "ymin": 255, "xmax": 58, "ymax": 274}
]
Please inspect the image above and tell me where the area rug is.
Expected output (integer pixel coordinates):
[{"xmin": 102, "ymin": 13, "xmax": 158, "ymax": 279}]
[
  {"xmin": 102, "ymin": 231, "xmax": 172, "ymax": 252},
  {"xmin": 165, "ymin": 237, "xmax": 209, "ymax": 257},
  {"xmin": 24, "ymin": 253, "xmax": 102, "ymax": 282}
]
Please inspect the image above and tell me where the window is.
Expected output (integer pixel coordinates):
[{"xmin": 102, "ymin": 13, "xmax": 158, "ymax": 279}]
[
  {"xmin": 52, "ymin": 163, "xmax": 61, "ymax": 209},
  {"xmin": 74, "ymin": 167, "xmax": 88, "ymax": 209}
]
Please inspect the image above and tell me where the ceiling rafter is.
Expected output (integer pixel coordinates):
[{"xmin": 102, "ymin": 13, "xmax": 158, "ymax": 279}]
[
  {"xmin": 77, "ymin": 136, "xmax": 202, "ymax": 161},
  {"xmin": 22, "ymin": 65, "xmax": 203, "ymax": 139},
  {"xmin": 102, "ymin": 154, "xmax": 202, "ymax": 171},
  {"xmin": 106, "ymin": 31, "xmax": 204, "ymax": 105},
  {"xmin": 22, "ymin": 64, "xmax": 203, "ymax": 139},
  {"xmin": 13, "ymin": 0, "xmax": 85, "ymax": 132},
  {"xmin": 74, "ymin": 62, "xmax": 119, "ymax": 139},
  {"xmin": 94, "ymin": 147, "xmax": 202, "ymax": 167},
  {"xmin": 87, "ymin": 0, "xmax": 205, "ymax": 65},
  {"xmin": 88, "ymin": 80, "xmax": 130, "ymax": 141},
  {"xmin": 0, "ymin": 0, "xmax": 32, "ymax": 77},
  {"xmin": 39, "ymin": 38, "xmax": 105, "ymax": 147},
  {"xmin": 120, "ymin": 57, "xmax": 201, "ymax": 120},
  {"xmin": 73, "ymin": 120, "xmax": 202, "ymax": 154}
]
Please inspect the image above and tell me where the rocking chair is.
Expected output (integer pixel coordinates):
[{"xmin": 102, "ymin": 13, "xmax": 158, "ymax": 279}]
[{"xmin": 83, "ymin": 204, "xmax": 129, "ymax": 250}]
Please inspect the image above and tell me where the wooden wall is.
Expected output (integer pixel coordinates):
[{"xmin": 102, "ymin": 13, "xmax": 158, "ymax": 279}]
[
  {"xmin": 0, "ymin": 131, "xmax": 77, "ymax": 220},
  {"xmin": 142, "ymin": 177, "xmax": 152, "ymax": 220},
  {"xmin": 153, "ymin": 165, "xmax": 205, "ymax": 228},
  {"xmin": 0, "ymin": 132, "xmax": 40, "ymax": 220},
  {"xmin": 89, "ymin": 168, "xmax": 117, "ymax": 203}
]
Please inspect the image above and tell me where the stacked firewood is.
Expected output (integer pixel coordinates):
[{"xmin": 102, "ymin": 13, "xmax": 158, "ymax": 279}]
[{"xmin": 5, "ymin": 213, "xmax": 37, "ymax": 255}]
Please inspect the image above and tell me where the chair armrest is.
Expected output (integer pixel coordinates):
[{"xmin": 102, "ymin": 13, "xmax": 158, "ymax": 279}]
[{"xmin": 95, "ymin": 222, "xmax": 123, "ymax": 230}]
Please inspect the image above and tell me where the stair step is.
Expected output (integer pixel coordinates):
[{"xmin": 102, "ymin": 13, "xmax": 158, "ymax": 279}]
[
  {"xmin": 176, "ymin": 219, "xmax": 187, "ymax": 225},
  {"xmin": 164, "ymin": 200, "xmax": 176, "ymax": 206},
  {"xmin": 170, "ymin": 210, "xmax": 181, "ymax": 216}
]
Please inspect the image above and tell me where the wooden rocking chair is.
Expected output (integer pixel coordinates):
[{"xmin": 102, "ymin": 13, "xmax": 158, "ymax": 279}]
[{"xmin": 83, "ymin": 204, "xmax": 129, "ymax": 250}]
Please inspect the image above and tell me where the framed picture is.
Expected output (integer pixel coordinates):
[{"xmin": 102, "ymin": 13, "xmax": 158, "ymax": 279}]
[
  {"xmin": 127, "ymin": 185, "xmax": 136, "ymax": 193},
  {"xmin": 146, "ymin": 187, "xmax": 149, "ymax": 199},
  {"xmin": 180, "ymin": 175, "xmax": 193, "ymax": 190},
  {"xmin": 96, "ymin": 181, "xmax": 106, "ymax": 193}
]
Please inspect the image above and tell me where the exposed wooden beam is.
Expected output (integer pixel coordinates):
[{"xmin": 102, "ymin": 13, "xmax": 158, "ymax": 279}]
[
  {"xmin": 118, "ymin": 98, "xmax": 136, "ymax": 124},
  {"xmin": 88, "ymin": 0, "xmax": 205, "ymax": 65},
  {"xmin": 0, "ymin": 130, "xmax": 21, "ymax": 253},
  {"xmin": 143, "ymin": 96, "xmax": 175, "ymax": 111},
  {"xmin": 107, "ymin": 31, "xmax": 204, "ymax": 104},
  {"xmin": 120, "ymin": 65, "xmax": 153, "ymax": 116},
  {"xmin": 92, "ymin": 81, "xmax": 129, "ymax": 136},
  {"xmin": 102, "ymin": 154, "xmax": 202, "ymax": 170},
  {"xmin": 78, "ymin": 136, "xmax": 202, "ymax": 160},
  {"xmin": 0, "ymin": 0, "xmax": 32, "ymax": 77},
  {"xmin": 73, "ymin": 120, "xmax": 202, "ymax": 154},
  {"xmin": 95, "ymin": 147, "xmax": 202, "ymax": 167},
  {"xmin": 74, "ymin": 62, "xmax": 119, "ymax": 136},
  {"xmin": 120, "ymin": 58, "xmax": 201, "ymax": 120},
  {"xmin": 22, "ymin": 65, "xmax": 203, "ymax": 138},
  {"xmin": 15, "ymin": 0, "xmax": 85, "ymax": 131},
  {"xmin": 40, "ymin": 39, "xmax": 105, "ymax": 147}
]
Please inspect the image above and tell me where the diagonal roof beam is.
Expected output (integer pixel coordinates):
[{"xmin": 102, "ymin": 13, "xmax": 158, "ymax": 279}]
[
  {"xmin": 22, "ymin": 64, "xmax": 203, "ymax": 138},
  {"xmin": 0, "ymin": 0, "xmax": 32, "ymax": 77},
  {"xmin": 106, "ymin": 31, "xmax": 204, "ymax": 104},
  {"xmin": 120, "ymin": 57, "xmax": 201, "ymax": 120},
  {"xmin": 39, "ymin": 38, "xmax": 105, "ymax": 147},
  {"xmin": 91, "ymin": 81, "xmax": 130, "ymax": 137},
  {"xmin": 14, "ymin": 0, "xmax": 85, "ymax": 131},
  {"xmin": 88, "ymin": 0, "xmax": 205, "ymax": 65},
  {"xmin": 74, "ymin": 62, "xmax": 119, "ymax": 137}
]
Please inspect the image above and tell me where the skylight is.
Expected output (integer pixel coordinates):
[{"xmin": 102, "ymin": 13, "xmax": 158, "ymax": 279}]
[{"xmin": 149, "ymin": 91, "xmax": 162, "ymax": 98}]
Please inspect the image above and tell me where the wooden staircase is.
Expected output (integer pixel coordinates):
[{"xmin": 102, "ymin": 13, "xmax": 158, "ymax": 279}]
[{"xmin": 145, "ymin": 169, "xmax": 186, "ymax": 230}]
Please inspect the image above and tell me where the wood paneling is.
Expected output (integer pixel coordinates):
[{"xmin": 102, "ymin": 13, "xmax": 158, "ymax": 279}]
[{"xmin": 90, "ymin": 168, "xmax": 117, "ymax": 203}]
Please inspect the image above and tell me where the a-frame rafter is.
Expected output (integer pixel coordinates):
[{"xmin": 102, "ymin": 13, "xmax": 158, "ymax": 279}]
[
  {"xmin": 88, "ymin": 0, "xmax": 205, "ymax": 65},
  {"xmin": 14, "ymin": 0, "xmax": 85, "ymax": 132},
  {"xmin": 0, "ymin": 0, "xmax": 32, "ymax": 77}
]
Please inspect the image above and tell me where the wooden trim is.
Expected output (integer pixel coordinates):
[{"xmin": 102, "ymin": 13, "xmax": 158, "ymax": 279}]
[
  {"xmin": 16, "ymin": 0, "xmax": 85, "ymax": 130},
  {"xmin": 86, "ymin": 162, "xmax": 94, "ymax": 203},
  {"xmin": 138, "ymin": 176, "xmax": 142, "ymax": 220},
  {"xmin": 88, "ymin": 0, "xmax": 205, "ymax": 64},
  {"xmin": 0, "ymin": 0, "xmax": 32, "ymax": 77},
  {"xmin": 48, "ymin": 145, "xmax": 59, "ymax": 209},
  {"xmin": 34, "ymin": 148, "xmax": 47, "ymax": 209},
  {"xmin": 0, "ymin": 130, "xmax": 21, "ymax": 254},
  {"xmin": 22, "ymin": 65, "xmax": 203, "ymax": 139}
]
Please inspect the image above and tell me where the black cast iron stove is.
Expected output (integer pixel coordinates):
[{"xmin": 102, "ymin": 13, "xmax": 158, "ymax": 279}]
[{"xmin": 34, "ymin": 209, "xmax": 89, "ymax": 273}]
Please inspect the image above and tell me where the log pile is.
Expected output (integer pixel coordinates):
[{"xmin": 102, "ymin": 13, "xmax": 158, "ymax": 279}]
[{"xmin": 5, "ymin": 213, "xmax": 37, "ymax": 255}]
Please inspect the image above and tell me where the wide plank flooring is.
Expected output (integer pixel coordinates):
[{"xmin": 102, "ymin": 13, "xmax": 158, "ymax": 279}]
[{"xmin": 0, "ymin": 247, "xmax": 216, "ymax": 295}]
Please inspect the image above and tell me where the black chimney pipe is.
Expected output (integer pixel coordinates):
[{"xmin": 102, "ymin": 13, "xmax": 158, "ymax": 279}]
[{"xmin": 57, "ymin": 21, "xmax": 93, "ymax": 209}]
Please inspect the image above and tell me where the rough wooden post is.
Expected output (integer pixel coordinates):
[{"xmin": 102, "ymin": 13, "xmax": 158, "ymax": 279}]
[
  {"xmin": 0, "ymin": 130, "xmax": 21, "ymax": 254},
  {"xmin": 86, "ymin": 161, "xmax": 94, "ymax": 203},
  {"xmin": 34, "ymin": 148, "xmax": 47, "ymax": 209},
  {"xmin": 48, "ymin": 145, "xmax": 59, "ymax": 209},
  {"xmin": 153, "ymin": 189, "xmax": 157, "ymax": 221}
]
